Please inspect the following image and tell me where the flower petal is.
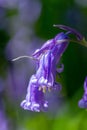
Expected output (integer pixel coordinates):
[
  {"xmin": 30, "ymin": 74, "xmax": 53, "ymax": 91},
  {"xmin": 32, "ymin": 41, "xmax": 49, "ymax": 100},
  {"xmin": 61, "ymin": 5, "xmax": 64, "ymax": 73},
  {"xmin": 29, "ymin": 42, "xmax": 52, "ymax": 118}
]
[
  {"xmin": 78, "ymin": 76, "xmax": 87, "ymax": 109},
  {"xmin": 78, "ymin": 99, "xmax": 87, "ymax": 108},
  {"xmin": 54, "ymin": 24, "xmax": 83, "ymax": 40},
  {"xmin": 32, "ymin": 39, "xmax": 54, "ymax": 58},
  {"xmin": 20, "ymin": 75, "xmax": 48, "ymax": 112}
]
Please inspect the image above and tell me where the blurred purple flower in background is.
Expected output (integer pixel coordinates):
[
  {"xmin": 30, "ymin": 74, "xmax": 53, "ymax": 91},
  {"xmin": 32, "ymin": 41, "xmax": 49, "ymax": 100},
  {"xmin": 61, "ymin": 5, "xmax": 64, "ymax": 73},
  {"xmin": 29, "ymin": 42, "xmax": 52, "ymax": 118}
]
[
  {"xmin": 0, "ymin": 79, "xmax": 9, "ymax": 130},
  {"xmin": 5, "ymin": 0, "xmax": 42, "ymax": 103},
  {"xmin": 18, "ymin": 0, "xmax": 41, "ymax": 24},
  {"xmin": 78, "ymin": 77, "xmax": 87, "ymax": 108},
  {"xmin": 0, "ymin": 111, "xmax": 9, "ymax": 130}
]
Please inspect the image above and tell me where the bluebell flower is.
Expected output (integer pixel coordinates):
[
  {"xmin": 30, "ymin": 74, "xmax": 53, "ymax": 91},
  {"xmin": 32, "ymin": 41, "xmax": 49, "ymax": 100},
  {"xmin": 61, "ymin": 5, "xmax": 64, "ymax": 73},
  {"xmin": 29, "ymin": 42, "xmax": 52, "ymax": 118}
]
[
  {"xmin": 21, "ymin": 32, "xmax": 69, "ymax": 112},
  {"xmin": 78, "ymin": 77, "xmax": 87, "ymax": 108},
  {"xmin": 20, "ymin": 25, "xmax": 87, "ymax": 112}
]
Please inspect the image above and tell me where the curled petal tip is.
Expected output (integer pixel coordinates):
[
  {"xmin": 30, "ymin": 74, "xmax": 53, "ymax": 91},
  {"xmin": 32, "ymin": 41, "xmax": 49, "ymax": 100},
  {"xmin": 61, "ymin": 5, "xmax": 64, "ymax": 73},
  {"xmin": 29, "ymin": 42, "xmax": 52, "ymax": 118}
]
[
  {"xmin": 53, "ymin": 24, "xmax": 57, "ymax": 27},
  {"xmin": 53, "ymin": 24, "xmax": 83, "ymax": 41}
]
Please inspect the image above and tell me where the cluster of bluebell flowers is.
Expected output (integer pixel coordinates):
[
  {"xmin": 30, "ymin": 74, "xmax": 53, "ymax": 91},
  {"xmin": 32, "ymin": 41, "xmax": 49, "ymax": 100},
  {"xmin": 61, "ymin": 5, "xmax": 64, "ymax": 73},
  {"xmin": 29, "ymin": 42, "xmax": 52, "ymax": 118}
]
[{"xmin": 13, "ymin": 25, "xmax": 87, "ymax": 112}]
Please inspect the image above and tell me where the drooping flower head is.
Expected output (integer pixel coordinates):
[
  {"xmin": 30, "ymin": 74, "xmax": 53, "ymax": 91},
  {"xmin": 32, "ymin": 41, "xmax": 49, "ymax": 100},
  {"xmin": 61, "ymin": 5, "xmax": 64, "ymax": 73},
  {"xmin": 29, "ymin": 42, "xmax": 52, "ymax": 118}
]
[
  {"xmin": 21, "ymin": 32, "xmax": 69, "ymax": 112},
  {"xmin": 19, "ymin": 25, "xmax": 87, "ymax": 112},
  {"xmin": 78, "ymin": 77, "xmax": 87, "ymax": 108}
]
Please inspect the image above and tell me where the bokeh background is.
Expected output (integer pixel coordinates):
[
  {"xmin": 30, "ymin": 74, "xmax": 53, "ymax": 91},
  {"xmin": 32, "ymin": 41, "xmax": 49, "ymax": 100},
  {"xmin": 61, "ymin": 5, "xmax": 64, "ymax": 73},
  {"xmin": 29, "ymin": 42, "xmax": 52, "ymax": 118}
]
[{"xmin": 0, "ymin": 0, "xmax": 87, "ymax": 130}]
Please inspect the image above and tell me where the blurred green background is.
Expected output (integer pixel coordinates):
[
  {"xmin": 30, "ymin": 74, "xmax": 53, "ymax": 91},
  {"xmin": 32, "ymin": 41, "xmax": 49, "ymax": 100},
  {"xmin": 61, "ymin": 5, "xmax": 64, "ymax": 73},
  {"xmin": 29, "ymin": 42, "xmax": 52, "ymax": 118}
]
[{"xmin": 0, "ymin": 0, "xmax": 87, "ymax": 130}]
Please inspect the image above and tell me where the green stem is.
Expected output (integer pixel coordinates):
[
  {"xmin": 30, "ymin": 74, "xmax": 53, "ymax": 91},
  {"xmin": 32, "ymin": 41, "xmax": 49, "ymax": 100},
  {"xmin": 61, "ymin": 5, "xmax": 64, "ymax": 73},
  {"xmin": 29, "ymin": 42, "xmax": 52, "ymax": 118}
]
[{"xmin": 69, "ymin": 38, "xmax": 87, "ymax": 47}]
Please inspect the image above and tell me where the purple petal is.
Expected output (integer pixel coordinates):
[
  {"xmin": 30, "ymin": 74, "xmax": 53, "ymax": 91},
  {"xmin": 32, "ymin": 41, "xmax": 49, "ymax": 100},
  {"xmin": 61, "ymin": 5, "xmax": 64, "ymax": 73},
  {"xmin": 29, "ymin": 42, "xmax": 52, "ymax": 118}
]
[
  {"xmin": 56, "ymin": 64, "xmax": 64, "ymax": 73},
  {"xmin": 36, "ymin": 51, "xmax": 55, "ymax": 90},
  {"xmin": 54, "ymin": 32, "xmax": 69, "ymax": 41},
  {"xmin": 78, "ymin": 76, "xmax": 87, "ymax": 109},
  {"xmin": 53, "ymin": 24, "xmax": 83, "ymax": 40},
  {"xmin": 32, "ymin": 39, "xmax": 54, "ymax": 58},
  {"xmin": 20, "ymin": 75, "xmax": 48, "ymax": 112},
  {"xmin": 78, "ymin": 99, "xmax": 87, "ymax": 108},
  {"xmin": 53, "ymin": 82, "xmax": 62, "ymax": 91},
  {"xmin": 84, "ymin": 76, "xmax": 87, "ymax": 93}
]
